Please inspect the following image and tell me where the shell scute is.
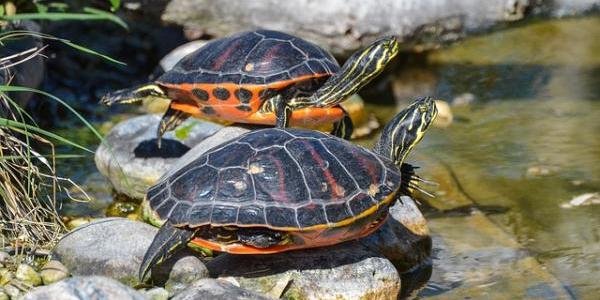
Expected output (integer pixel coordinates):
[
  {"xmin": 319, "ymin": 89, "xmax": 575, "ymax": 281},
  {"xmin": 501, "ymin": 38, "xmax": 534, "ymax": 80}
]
[
  {"xmin": 238, "ymin": 205, "xmax": 267, "ymax": 225},
  {"xmin": 210, "ymin": 205, "xmax": 239, "ymax": 224},
  {"xmin": 296, "ymin": 204, "xmax": 327, "ymax": 228}
]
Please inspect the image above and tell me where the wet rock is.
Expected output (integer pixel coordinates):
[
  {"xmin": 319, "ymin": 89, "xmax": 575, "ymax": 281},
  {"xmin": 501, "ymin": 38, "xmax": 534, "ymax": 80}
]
[
  {"xmin": 15, "ymin": 264, "xmax": 42, "ymax": 286},
  {"xmin": 53, "ymin": 218, "xmax": 209, "ymax": 287},
  {"xmin": 361, "ymin": 196, "xmax": 431, "ymax": 272},
  {"xmin": 207, "ymin": 242, "xmax": 400, "ymax": 299},
  {"xmin": 40, "ymin": 260, "xmax": 69, "ymax": 285},
  {"xmin": 433, "ymin": 100, "xmax": 453, "ymax": 128},
  {"xmin": 22, "ymin": 276, "xmax": 145, "ymax": 300},
  {"xmin": 171, "ymin": 278, "xmax": 271, "ymax": 300},
  {"xmin": 140, "ymin": 287, "xmax": 169, "ymax": 300},
  {"xmin": 95, "ymin": 115, "xmax": 222, "ymax": 199}
]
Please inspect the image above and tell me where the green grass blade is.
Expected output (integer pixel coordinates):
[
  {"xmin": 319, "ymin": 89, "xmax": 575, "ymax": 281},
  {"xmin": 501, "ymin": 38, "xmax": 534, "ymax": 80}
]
[
  {"xmin": 61, "ymin": 41, "xmax": 126, "ymax": 65},
  {"xmin": 2, "ymin": 10, "xmax": 128, "ymax": 30},
  {"xmin": 0, "ymin": 118, "xmax": 94, "ymax": 153},
  {"xmin": 0, "ymin": 86, "xmax": 105, "ymax": 144}
]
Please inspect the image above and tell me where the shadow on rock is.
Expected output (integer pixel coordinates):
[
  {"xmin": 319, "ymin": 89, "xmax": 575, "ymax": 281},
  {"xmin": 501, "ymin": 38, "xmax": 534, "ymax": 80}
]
[{"xmin": 133, "ymin": 139, "xmax": 191, "ymax": 159}]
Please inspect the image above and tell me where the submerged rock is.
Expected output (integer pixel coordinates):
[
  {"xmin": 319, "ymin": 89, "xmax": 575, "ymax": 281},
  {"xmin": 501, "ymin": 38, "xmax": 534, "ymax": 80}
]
[
  {"xmin": 171, "ymin": 278, "xmax": 271, "ymax": 300},
  {"xmin": 95, "ymin": 115, "xmax": 222, "ymax": 199},
  {"xmin": 53, "ymin": 218, "xmax": 209, "ymax": 287},
  {"xmin": 22, "ymin": 276, "xmax": 145, "ymax": 300},
  {"xmin": 206, "ymin": 242, "xmax": 400, "ymax": 300}
]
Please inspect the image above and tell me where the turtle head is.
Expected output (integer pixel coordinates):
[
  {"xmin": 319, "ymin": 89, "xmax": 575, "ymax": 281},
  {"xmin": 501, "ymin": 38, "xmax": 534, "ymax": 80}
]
[
  {"xmin": 374, "ymin": 97, "xmax": 438, "ymax": 166},
  {"xmin": 309, "ymin": 36, "xmax": 399, "ymax": 107}
]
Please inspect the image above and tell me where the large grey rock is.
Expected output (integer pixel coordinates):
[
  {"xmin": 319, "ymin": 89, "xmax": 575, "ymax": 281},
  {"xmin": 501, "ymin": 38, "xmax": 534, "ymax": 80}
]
[
  {"xmin": 53, "ymin": 218, "xmax": 209, "ymax": 286},
  {"xmin": 171, "ymin": 279, "xmax": 271, "ymax": 300},
  {"xmin": 161, "ymin": 0, "xmax": 600, "ymax": 56},
  {"xmin": 206, "ymin": 242, "xmax": 400, "ymax": 300},
  {"xmin": 95, "ymin": 115, "xmax": 222, "ymax": 199},
  {"xmin": 22, "ymin": 276, "xmax": 145, "ymax": 300}
]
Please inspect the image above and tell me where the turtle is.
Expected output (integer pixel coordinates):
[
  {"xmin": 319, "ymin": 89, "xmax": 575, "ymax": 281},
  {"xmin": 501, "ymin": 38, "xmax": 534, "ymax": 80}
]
[
  {"xmin": 101, "ymin": 30, "xmax": 399, "ymax": 144},
  {"xmin": 138, "ymin": 96, "xmax": 438, "ymax": 281}
]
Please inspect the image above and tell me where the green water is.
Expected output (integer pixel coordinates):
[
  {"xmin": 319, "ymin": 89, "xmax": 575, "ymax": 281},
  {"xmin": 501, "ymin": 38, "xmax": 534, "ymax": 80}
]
[{"xmin": 364, "ymin": 17, "xmax": 600, "ymax": 299}]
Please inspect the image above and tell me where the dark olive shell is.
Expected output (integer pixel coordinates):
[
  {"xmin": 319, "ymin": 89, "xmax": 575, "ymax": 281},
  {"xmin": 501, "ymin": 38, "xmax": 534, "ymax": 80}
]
[
  {"xmin": 147, "ymin": 128, "xmax": 401, "ymax": 229},
  {"xmin": 157, "ymin": 30, "xmax": 340, "ymax": 86}
]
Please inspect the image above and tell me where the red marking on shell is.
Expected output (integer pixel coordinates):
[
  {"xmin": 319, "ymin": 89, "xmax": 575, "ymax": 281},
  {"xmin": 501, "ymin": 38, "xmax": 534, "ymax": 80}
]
[
  {"xmin": 302, "ymin": 140, "xmax": 341, "ymax": 199},
  {"xmin": 212, "ymin": 39, "xmax": 241, "ymax": 70},
  {"xmin": 256, "ymin": 43, "xmax": 282, "ymax": 72}
]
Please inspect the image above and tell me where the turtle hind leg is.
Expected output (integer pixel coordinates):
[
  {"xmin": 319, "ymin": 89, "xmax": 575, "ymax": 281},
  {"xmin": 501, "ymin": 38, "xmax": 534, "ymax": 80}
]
[
  {"xmin": 101, "ymin": 84, "xmax": 165, "ymax": 106},
  {"xmin": 156, "ymin": 105, "xmax": 191, "ymax": 148},
  {"xmin": 331, "ymin": 106, "xmax": 354, "ymax": 140},
  {"xmin": 139, "ymin": 221, "xmax": 194, "ymax": 282}
]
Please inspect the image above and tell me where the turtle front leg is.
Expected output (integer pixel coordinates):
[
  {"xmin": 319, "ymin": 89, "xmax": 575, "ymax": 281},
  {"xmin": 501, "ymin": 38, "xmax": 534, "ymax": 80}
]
[
  {"xmin": 274, "ymin": 95, "xmax": 292, "ymax": 128},
  {"xmin": 330, "ymin": 105, "xmax": 354, "ymax": 140},
  {"xmin": 157, "ymin": 104, "xmax": 191, "ymax": 148}
]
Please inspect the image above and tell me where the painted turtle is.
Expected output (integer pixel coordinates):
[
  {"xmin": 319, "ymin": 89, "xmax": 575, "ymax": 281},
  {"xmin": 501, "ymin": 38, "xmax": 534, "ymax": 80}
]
[
  {"xmin": 101, "ymin": 30, "xmax": 399, "ymax": 143},
  {"xmin": 139, "ymin": 97, "xmax": 438, "ymax": 280}
]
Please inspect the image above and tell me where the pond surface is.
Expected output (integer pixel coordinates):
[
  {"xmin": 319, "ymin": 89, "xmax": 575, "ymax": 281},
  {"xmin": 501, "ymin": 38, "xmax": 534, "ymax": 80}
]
[
  {"xmin": 57, "ymin": 16, "xmax": 599, "ymax": 299},
  {"xmin": 365, "ymin": 16, "xmax": 600, "ymax": 299}
]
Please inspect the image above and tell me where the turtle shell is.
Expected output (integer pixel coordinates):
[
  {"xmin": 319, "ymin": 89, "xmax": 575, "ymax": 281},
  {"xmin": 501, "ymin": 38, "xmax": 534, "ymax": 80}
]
[
  {"xmin": 146, "ymin": 128, "xmax": 402, "ymax": 230},
  {"xmin": 157, "ymin": 30, "xmax": 340, "ymax": 86}
]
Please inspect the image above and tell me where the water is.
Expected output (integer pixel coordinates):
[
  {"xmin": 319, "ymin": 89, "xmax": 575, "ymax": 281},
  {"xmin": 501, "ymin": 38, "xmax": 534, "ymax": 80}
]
[
  {"xmin": 57, "ymin": 16, "xmax": 600, "ymax": 299},
  {"xmin": 364, "ymin": 17, "xmax": 600, "ymax": 299}
]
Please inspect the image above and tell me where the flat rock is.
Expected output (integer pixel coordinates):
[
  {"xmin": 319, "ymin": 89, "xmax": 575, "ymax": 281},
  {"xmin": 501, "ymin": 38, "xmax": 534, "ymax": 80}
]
[
  {"xmin": 171, "ymin": 279, "xmax": 271, "ymax": 300},
  {"xmin": 206, "ymin": 241, "xmax": 400, "ymax": 300},
  {"xmin": 95, "ymin": 114, "xmax": 222, "ymax": 199},
  {"xmin": 22, "ymin": 276, "xmax": 145, "ymax": 300},
  {"xmin": 53, "ymin": 218, "xmax": 208, "ymax": 286}
]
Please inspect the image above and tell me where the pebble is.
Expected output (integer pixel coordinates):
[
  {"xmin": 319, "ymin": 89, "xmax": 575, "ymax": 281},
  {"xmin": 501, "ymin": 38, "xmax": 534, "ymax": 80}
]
[
  {"xmin": 22, "ymin": 276, "xmax": 146, "ymax": 300},
  {"xmin": 40, "ymin": 260, "xmax": 69, "ymax": 285},
  {"xmin": 560, "ymin": 192, "xmax": 600, "ymax": 208},
  {"xmin": 140, "ymin": 287, "xmax": 169, "ymax": 300},
  {"xmin": 15, "ymin": 264, "xmax": 42, "ymax": 286},
  {"xmin": 3, "ymin": 284, "xmax": 20, "ymax": 299},
  {"xmin": 452, "ymin": 92, "xmax": 477, "ymax": 106},
  {"xmin": 0, "ymin": 268, "xmax": 13, "ymax": 285},
  {"xmin": 433, "ymin": 100, "xmax": 453, "ymax": 128},
  {"xmin": 0, "ymin": 288, "xmax": 8, "ymax": 300}
]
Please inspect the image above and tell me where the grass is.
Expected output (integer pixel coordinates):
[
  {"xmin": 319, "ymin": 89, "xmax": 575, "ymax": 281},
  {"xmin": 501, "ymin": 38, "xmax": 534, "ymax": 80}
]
[{"xmin": 0, "ymin": 1, "xmax": 125, "ymax": 255}]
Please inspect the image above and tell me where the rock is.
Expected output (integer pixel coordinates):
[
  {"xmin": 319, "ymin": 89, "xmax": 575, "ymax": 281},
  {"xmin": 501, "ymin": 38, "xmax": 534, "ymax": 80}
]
[
  {"xmin": 53, "ymin": 218, "xmax": 157, "ymax": 286},
  {"xmin": 140, "ymin": 287, "xmax": 169, "ymax": 300},
  {"xmin": 0, "ymin": 288, "xmax": 8, "ymax": 300},
  {"xmin": 65, "ymin": 217, "xmax": 94, "ymax": 231},
  {"xmin": 560, "ymin": 192, "xmax": 600, "ymax": 208},
  {"xmin": 22, "ymin": 276, "xmax": 146, "ymax": 300},
  {"xmin": 155, "ymin": 250, "xmax": 210, "ymax": 296},
  {"xmin": 40, "ymin": 260, "xmax": 69, "ymax": 285},
  {"xmin": 0, "ymin": 252, "xmax": 10, "ymax": 265},
  {"xmin": 452, "ymin": 92, "xmax": 477, "ymax": 106},
  {"xmin": 95, "ymin": 115, "xmax": 222, "ymax": 199},
  {"xmin": 206, "ymin": 242, "xmax": 400, "ymax": 299},
  {"xmin": 3, "ymin": 284, "xmax": 20, "ymax": 299},
  {"xmin": 161, "ymin": 0, "xmax": 597, "ymax": 56},
  {"xmin": 361, "ymin": 196, "xmax": 431, "ymax": 272},
  {"xmin": 53, "ymin": 218, "xmax": 209, "ymax": 287},
  {"xmin": 171, "ymin": 278, "xmax": 271, "ymax": 300},
  {"xmin": 0, "ymin": 268, "xmax": 13, "ymax": 285},
  {"xmin": 433, "ymin": 100, "xmax": 453, "ymax": 128},
  {"xmin": 15, "ymin": 264, "xmax": 42, "ymax": 286}
]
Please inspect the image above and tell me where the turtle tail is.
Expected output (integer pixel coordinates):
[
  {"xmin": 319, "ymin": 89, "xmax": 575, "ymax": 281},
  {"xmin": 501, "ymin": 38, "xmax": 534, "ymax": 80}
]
[
  {"xmin": 100, "ymin": 84, "xmax": 166, "ymax": 106},
  {"xmin": 139, "ymin": 221, "xmax": 194, "ymax": 282}
]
